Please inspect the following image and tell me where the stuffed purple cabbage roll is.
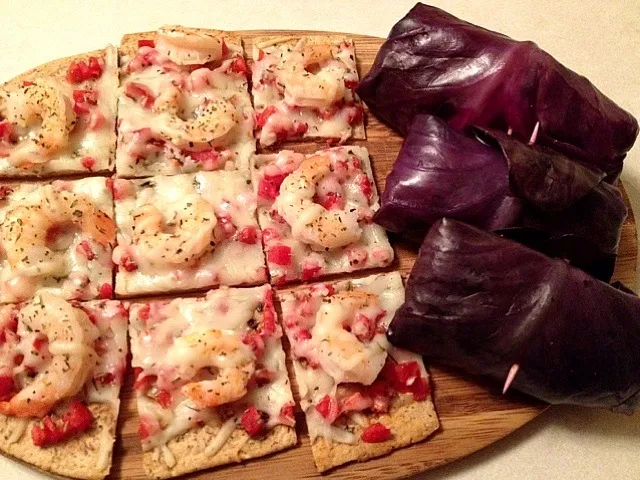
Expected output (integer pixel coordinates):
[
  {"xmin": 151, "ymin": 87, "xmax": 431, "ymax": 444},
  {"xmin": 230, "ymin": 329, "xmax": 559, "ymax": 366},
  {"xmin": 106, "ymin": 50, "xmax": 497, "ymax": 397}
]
[
  {"xmin": 387, "ymin": 219, "xmax": 640, "ymax": 413},
  {"xmin": 374, "ymin": 115, "xmax": 627, "ymax": 281},
  {"xmin": 357, "ymin": 3, "xmax": 638, "ymax": 179}
]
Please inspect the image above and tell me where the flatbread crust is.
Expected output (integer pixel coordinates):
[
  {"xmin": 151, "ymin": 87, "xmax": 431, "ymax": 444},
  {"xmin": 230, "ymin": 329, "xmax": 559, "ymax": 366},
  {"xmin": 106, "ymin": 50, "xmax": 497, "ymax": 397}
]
[
  {"xmin": 119, "ymin": 29, "xmax": 242, "ymax": 59},
  {"xmin": 143, "ymin": 424, "xmax": 296, "ymax": 479},
  {"xmin": 251, "ymin": 34, "xmax": 366, "ymax": 142},
  {"xmin": 311, "ymin": 396, "xmax": 439, "ymax": 472},
  {"xmin": 0, "ymin": 47, "xmax": 118, "ymax": 178},
  {"xmin": 0, "ymin": 402, "xmax": 119, "ymax": 480}
]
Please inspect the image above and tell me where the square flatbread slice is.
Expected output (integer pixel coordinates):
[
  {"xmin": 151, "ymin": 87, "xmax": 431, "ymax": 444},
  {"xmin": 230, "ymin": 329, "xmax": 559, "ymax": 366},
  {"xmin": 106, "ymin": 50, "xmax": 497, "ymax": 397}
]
[
  {"xmin": 129, "ymin": 285, "xmax": 296, "ymax": 478},
  {"xmin": 0, "ymin": 177, "xmax": 115, "ymax": 304},
  {"xmin": 112, "ymin": 170, "xmax": 267, "ymax": 296},
  {"xmin": 0, "ymin": 46, "xmax": 118, "ymax": 177},
  {"xmin": 251, "ymin": 146, "xmax": 393, "ymax": 284},
  {"xmin": 251, "ymin": 35, "xmax": 365, "ymax": 147},
  {"xmin": 0, "ymin": 296, "xmax": 128, "ymax": 479},
  {"xmin": 278, "ymin": 272, "xmax": 440, "ymax": 472},
  {"xmin": 116, "ymin": 26, "xmax": 255, "ymax": 177}
]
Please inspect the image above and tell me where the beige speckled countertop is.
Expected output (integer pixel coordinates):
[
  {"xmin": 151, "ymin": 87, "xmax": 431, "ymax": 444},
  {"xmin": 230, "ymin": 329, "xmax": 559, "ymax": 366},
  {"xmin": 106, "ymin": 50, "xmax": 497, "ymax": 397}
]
[{"xmin": 0, "ymin": 1, "xmax": 638, "ymax": 479}]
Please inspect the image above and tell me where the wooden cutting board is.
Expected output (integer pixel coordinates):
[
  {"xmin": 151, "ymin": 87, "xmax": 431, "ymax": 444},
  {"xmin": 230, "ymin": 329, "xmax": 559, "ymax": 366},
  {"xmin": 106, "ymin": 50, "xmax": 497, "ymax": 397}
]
[{"xmin": 109, "ymin": 31, "xmax": 638, "ymax": 480}]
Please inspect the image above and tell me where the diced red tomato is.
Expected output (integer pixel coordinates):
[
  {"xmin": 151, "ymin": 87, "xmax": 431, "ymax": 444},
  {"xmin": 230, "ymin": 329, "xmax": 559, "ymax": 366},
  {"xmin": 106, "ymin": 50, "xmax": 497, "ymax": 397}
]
[
  {"xmin": 267, "ymin": 245, "xmax": 292, "ymax": 266},
  {"xmin": 75, "ymin": 240, "xmax": 95, "ymax": 260},
  {"xmin": 293, "ymin": 122, "xmax": 308, "ymax": 135},
  {"xmin": 315, "ymin": 395, "xmax": 341, "ymax": 424},
  {"xmin": 187, "ymin": 149, "xmax": 222, "ymax": 170},
  {"xmin": 344, "ymin": 78, "xmax": 359, "ymax": 89},
  {"xmin": 95, "ymin": 372, "xmax": 115, "ymax": 386},
  {"xmin": 32, "ymin": 401, "xmax": 94, "ymax": 447},
  {"xmin": 301, "ymin": 263, "xmax": 322, "ymax": 281},
  {"xmin": 137, "ymin": 414, "xmax": 160, "ymax": 440},
  {"xmin": 138, "ymin": 39, "xmax": 155, "ymax": 48},
  {"xmin": 341, "ymin": 391, "xmax": 374, "ymax": 413},
  {"xmin": 241, "ymin": 331, "xmax": 265, "ymax": 358},
  {"xmin": 380, "ymin": 359, "xmax": 429, "ymax": 401},
  {"xmin": 256, "ymin": 105, "xmax": 278, "ymax": 129},
  {"xmin": 241, "ymin": 406, "xmax": 266, "ymax": 438},
  {"xmin": 66, "ymin": 57, "xmax": 104, "ymax": 83},
  {"xmin": 317, "ymin": 103, "xmax": 341, "ymax": 121},
  {"xmin": 279, "ymin": 403, "xmax": 295, "ymax": 426},
  {"xmin": 99, "ymin": 283, "xmax": 113, "ymax": 299},
  {"xmin": 347, "ymin": 104, "xmax": 364, "ymax": 125},
  {"xmin": 32, "ymin": 336, "xmax": 48, "ymax": 352},
  {"xmin": 0, "ymin": 376, "xmax": 14, "ymax": 401},
  {"xmin": 228, "ymin": 57, "xmax": 249, "ymax": 76},
  {"xmin": 315, "ymin": 191, "xmax": 344, "ymax": 210},
  {"xmin": 154, "ymin": 390, "xmax": 172, "ymax": 409},
  {"xmin": 361, "ymin": 422, "xmax": 391, "ymax": 443},
  {"xmin": 0, "ymin": 313, "xmax": 18, "ymax": 344},
  {"xmin": 79, "ymin": 156, "xmax": 96, "ymax": 170},
  {"xmin": 352, "ymin": 313, "xmax": 377, "ymax": 342},
  {"xmin": 22, "ymin": 80, "xmax": 34, "ymax": 87},
  {"xmin": 257, "ymin": 172, "xmax": 287, "ymax": 200},
  {"xmin": 133, "ymin": 368, "xmax": 156, "ymax": 393},
  {"xmin": 120, "ymin": 252, "xmax": 138, "ymax": 272},
  {"xmin": 257, "ymin": 49, "xmax": 265, "ymax": 61},
  {"xmin": 0, "ymin": 185, "xmax": 13, "ymax": 201},
  {"xmin": 0, "ymin": 121, "xmax": 15, "ymax": 142},
  {"xmin": 237, "ymin": 225, "xmax": 258, "ymax": 244},
  {"xmin": 355, "ymin": 173, "xmax": 373, "ymax": 202},
  {"xmin": 73, "ymin": 89, "xmax": 98, "ymax": 105},
  {"xmin": 137, "ymin": 304, "xmax": 151, "ymax": 322},
  {"xmin": 125, "ymin": 82, "xmax": 156, "ymax": 108},
  {"xmin": 293, "ymin": 328, "xmax": 312, "ymax": 342},
  {"xmin": 221, "ymin": 40, "xmax": 229, "ymax": 57}
]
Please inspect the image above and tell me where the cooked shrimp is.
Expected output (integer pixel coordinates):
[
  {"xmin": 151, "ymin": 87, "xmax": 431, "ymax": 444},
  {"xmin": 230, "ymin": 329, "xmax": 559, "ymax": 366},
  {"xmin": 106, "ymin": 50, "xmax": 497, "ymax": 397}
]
[
  {"xmin": 132, "ymin": 195, "xmax": 219, "ymax": 266},
  {"xmin": 1, "ymin": 186, "xmax": 115, "ymax": 277},
  {"xmin": 276, "ymin": 155, "xmax": 362, "ymax": 250},
  {"xmin": 0, "ymin": 294, "xmax": 98, "ymax": 418},
  {"xmin": 170, "ymin": 329, "xmax": 256, "ymax": 408},
  {"xmin": 151, "ymin": 84, "xmax": 238, "ymax": 147},
  {"xmin": 279, "ymin": 40, "xmax": 346, "ymax": 109},
  {"xmin": 156, "ymin": 25, "xmax": 227, "ymax": 65},
  {"xmin": 310, "ymin": 291, "xmax": 387, "ymax": 385},
  {"xmin": 1, "ymin": 80, "xmax": 76, "ymax": 165}
]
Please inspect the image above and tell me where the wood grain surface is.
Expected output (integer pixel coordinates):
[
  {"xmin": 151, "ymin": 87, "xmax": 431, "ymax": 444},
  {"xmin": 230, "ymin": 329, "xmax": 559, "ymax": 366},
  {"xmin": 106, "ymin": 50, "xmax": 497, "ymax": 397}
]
[{"xmin": 107, "ymin": 31, "xmax": 638, "ymax": 480}]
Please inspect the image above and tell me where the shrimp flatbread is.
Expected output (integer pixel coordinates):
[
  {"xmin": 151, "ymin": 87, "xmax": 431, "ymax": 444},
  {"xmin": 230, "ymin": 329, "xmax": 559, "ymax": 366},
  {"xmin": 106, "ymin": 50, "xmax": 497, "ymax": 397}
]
[
  {"xmin": 0, "ymin": 177, "xmax": 115, "ymax": 304},
  {"xmin": 129, "ymin": 286, "xmax": 296, "ymax": 478},
  {"xmin": 278, "ymin": 272, "xmax": 439, "ymax": 472},
  {"xmin": 0, "ymin": 296, "xmax": 128, "ymax": 479},
  {"xmin": 0, "ymin": 47, "xmax": 118, "ymax": 177},
  {"xmin": 251, "ymin": 146, "xmax": 393, "ymax": 284},
  {"xmin": 251, "ymin": 35, "xmax": 366, "ymax": 147},
  {"xmin": 116, "ymin": 27, "xmax": 255, "ymax": 177},
  {"xmin": 112, "ymin": 170, "xmax": 267, "ymax": 296}
]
